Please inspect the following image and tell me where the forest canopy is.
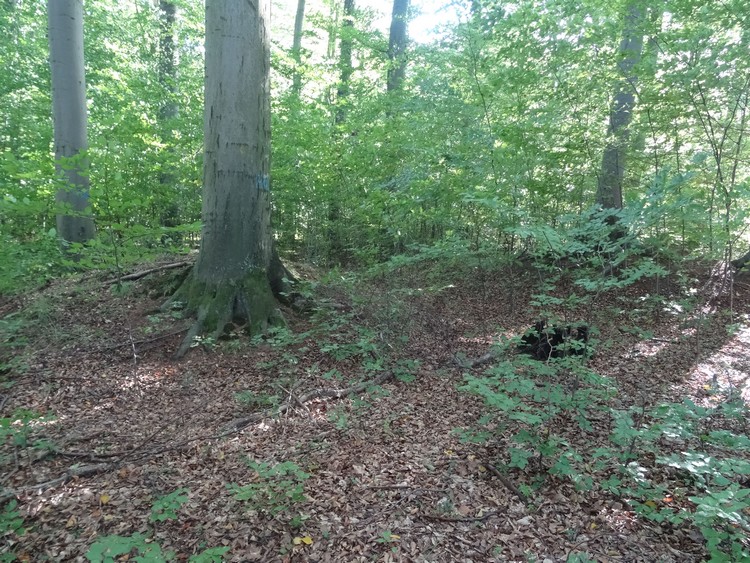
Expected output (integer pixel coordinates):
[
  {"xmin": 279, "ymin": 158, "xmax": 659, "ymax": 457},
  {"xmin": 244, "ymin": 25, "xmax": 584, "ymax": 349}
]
[
  {"xmin": 2, "ymin": 1, "xmax": 750, "ymax": 561},
  {"xmin": 0, "ymin": 0, "xmax": 747, "ymax": 287}
]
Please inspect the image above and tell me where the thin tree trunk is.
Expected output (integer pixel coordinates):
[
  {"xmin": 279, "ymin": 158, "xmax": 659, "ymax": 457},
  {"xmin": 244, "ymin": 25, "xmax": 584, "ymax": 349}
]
[
  {"xmin": 328, "ymin": 0, "xmax": 356, "ymax": 263},
  {"xmin": 158, "ymin": 0, "xmax": 178, "ymax": 123},
  {"xmin": 595, "ymin": 1, "xmax": 645, "ymax": 212},
  {"xmin": 335, "ymin": 0, "xmax": 354, "ymax": 125},
  {"xmin": 327, "ymin": 0, "xmax": 340, "ymax": 59},
  {"xmin": 158, "ymin": 0, "xmax": 180, "ymax": 232},
  {"xmin": 387, "ymin": 0, "xmax": 409, "ymax": 92},
  {"xmin": 292, "ymin": 0, "xmax": 306, "ymax": 96},
  {"xmin": 48, "ymin": 0, "xmax": 96, "ymax": 246}
]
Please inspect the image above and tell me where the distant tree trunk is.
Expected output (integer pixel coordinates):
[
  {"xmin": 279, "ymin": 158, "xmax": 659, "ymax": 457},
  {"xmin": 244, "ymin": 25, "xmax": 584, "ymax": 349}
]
[
  {"xmin": 48, "ymin": 0, "xmax": 95, "ymax": 246},
  {"xmin": 326, "ymin": 0, "xmax": 339, "ymax": 59},
  {"xmin": 328, "ymin": 0, "xmax": 356, "ymax": 263},
  {"xmin": 387, "ymin": 0, "xmax": 409, "ymax": 92},
  {"xmin": 292, "ymin": 0, "xmax": 306, "ymax": 96},
  {"xmin": 595, "ymin": 1, "xmax": 645, "ymax": 212},
  {"xmin": 168, "ymin": 0, "xmax": 286, "ymax": 359},
  {"xmin": 335, "ymin": 0, "xmax": 354, "ymax": 124},
  {"xmin": 157, "ymin": 0, "xmax": 180, "ymax": 233},
  {"xmin": 158, "ymin": 0, "xmax": 178, "ymax": 124}
]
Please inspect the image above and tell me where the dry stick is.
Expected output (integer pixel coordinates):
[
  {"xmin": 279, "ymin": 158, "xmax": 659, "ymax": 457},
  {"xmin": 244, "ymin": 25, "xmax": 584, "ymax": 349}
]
[
  {"xmin": 97, "ymin": 326, "xmax": 190, "ymax": 352},
  {"xmin": 454, "ymin": 350, "xmax": 500, "ymax": 369},
  {"xmin": 365, "ymin": 485, "xmax": 449, "ymax": 493},
  {"xmin": 104, "ymin": 261, "xmax": 190, "ymax": 285},
  {"xmin": 421, "ymin": 510, "xmax": 503, "ymax": 523},
  {"xmin": 487, "ymin": 464, "xmax": 529, "ymax": 505},
  {"xmin": 0, "ymin": 463, "xmax": 112, "ymax": 505},
  {"xmin": 224, "ymin": 370, "xmax": 394, "ymax": 432}
]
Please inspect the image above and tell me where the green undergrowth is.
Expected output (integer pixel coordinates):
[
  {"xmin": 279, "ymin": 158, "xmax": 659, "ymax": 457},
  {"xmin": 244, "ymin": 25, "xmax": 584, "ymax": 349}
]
[{"xmin": 457, "ymin": 215, "xmax": 750, "ymax": 560}]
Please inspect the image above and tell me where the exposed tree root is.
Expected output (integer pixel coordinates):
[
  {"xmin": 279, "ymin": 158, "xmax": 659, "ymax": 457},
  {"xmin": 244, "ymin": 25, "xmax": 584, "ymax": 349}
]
[{"xmin": 165, "ymin": 268, "xmax": 283, "ymax": 359}]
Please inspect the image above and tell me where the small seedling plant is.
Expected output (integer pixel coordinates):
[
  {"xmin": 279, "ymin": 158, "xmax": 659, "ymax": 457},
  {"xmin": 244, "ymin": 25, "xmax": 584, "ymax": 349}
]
[
  {"xmin": 85, "ymin": 489, "xmax": 229, "ymax": 562},
  {"xmin": 600, "ymin": 399, "xmax": 750, "ymax": 562},
  {"xmin": 150, "ymin": 488, "xmax": 189, "ymax": 523},
  {"xmin": 229, "ymin": 459, "xmax": 310, "ymax": 524},
  {"xmin": 460, "ymin": 344, "xmax": 608, "ymax": 492}
]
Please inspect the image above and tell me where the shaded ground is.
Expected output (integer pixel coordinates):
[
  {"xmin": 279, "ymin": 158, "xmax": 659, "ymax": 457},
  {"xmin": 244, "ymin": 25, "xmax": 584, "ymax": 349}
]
[{"xmin": 1, "ymin": 259, "xmax": 749, "ymax": 562}]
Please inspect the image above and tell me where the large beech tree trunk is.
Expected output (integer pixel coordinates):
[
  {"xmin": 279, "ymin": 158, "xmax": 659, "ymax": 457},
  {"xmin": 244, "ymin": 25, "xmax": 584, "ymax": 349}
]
[
  {"xmin": 48, "ymin": 0, "xmax": 95, "ymax": 246},
  {"xmin": 168, "ymin": 0, "xmax": 285, "ymax": 359}
]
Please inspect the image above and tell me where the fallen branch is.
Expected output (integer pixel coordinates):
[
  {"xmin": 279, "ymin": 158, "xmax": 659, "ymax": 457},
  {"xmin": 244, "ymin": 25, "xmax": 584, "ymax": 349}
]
[
  {"xmin": 420, "ymin": 510, "xmax": 502, "ymax": 523},
  {"xmin": 224, "ymin": 370, "xmax": 394, "ymax": 432},
  {"xmin": 0, "ymin": 463, "xmax": 112, "ymax": 504},
  {"xmin": 487, "ymin": 464, "xmax": 529, "ymax": 505},
  {"xmin": 97, "ymin": 327, "xmax": 190, "ymax": 352},
  {"xmin": 454, "ymin": 350, "xmax": 501, "ymax": 369},
  {"xmin": 105, "ymin": 261, "xmax": 190, "ymax": 285}
]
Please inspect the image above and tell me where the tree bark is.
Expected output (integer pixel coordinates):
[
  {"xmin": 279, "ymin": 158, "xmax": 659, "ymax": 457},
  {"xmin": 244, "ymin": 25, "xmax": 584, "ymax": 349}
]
[
  {"xmin": 335, "ymin": 0, "xmax": 355, "ymax": 124},
  {"xmin": 158, "ymin": 0, "xmax": 178, "ymax": 123},
  {"xmin": 387, "ymin": 0, "xmax": 409, "ymax": 93},
  {"xmin": 292, "ymin": 0, "xmax": 306, "ymax": 96},
  {"xmin": 48, "ymin": 0, "xmax": 95, "ymax": 246},
  {"xmin": 595, "ymin": 1, "xmax": 645, "ymax": 212},
  {"xmin": 167, "ymin": 0, "xmax": 283, "ymax": 359},
  {"xmin": 158, "ymin": 1, "xmax": 180, "ymax": 232}
]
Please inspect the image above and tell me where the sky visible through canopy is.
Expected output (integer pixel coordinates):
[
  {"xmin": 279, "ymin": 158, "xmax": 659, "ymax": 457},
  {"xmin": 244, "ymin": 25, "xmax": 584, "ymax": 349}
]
[{"xmin": 275, "ymin": 0, "xmax": 461, "ymax": 44}]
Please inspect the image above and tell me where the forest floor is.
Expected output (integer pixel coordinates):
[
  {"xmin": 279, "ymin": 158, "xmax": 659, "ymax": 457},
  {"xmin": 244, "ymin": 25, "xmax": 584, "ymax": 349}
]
[{"xmin": 1, "ymin": 257, "xmax": 749, "ymax": 562}]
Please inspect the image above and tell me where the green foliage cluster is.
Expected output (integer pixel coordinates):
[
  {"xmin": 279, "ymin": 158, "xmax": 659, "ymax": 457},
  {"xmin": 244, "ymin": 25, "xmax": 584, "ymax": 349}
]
[
  {"xmin": 1, "ymin": 0, "xmax": 748, "ymax": 287},
  {"xmin": 460, "ymin": 235, "xmax": 750, "ymax": 560},
  {"xmin": 0, "ymin": 409, "xmax": 53, "ymax": 451},
  {"xmin": 229, "ymin": 460, "xmax": 310, "ymax": 525},
  {"xmin": 85, "ymin": 489, "xmax": 228, "ymax": 562},
  {"xmin": 603, "ymin": 401, "xmax": 750, "ymax": 562},
  {"xmin": 0, "ymin": 500, "xmax": 26, "ymax": 562}
]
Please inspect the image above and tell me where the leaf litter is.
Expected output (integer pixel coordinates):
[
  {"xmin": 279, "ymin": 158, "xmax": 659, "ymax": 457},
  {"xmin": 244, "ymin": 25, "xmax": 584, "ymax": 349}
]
[{"xmin": 0, "ymin": 261, "xmax": 749, "ymax": 561}]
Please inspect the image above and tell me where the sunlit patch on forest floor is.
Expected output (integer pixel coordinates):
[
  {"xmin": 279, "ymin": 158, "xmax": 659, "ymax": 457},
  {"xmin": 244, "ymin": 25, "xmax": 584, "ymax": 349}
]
[{"xmin": 1, "ymin": 260, "xmax": 749, "ymax": 562}]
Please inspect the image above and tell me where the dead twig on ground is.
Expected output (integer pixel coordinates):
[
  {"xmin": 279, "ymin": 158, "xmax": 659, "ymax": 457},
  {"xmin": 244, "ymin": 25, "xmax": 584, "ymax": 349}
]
[
  {"xmin": 487, "ymin": 463, "xmax": 529, "ymax": 505},
  {"xmin": 97, "ymin": 327, "xmax": 190, "ymax": 352},
  {"xmin": 224, "ymin": 371, "xmax": 395, "ymax": 432},
  {"xmin": 454, "ymin": 350, "xmax": 501, "ymax": 369},
  {"xmin": 420, "ymin": 510, "xmax": 503, "ymax": 523},
  {"xmin": 0, "ymin": 463, "xmax": 113, "ymax": 504},
  {"xmin": 104, "ymin": 261, "xmax": 190, "ymax": 285}
]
